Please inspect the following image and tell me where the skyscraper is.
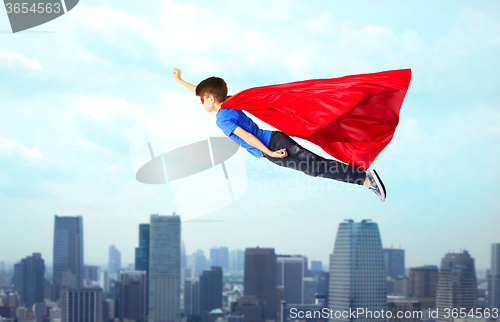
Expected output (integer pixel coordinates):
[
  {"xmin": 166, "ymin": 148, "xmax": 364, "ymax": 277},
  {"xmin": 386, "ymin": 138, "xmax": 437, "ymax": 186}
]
[
  {"xmin": 384, "ymin": 248, "xmax": 405, "ymax": 279},
  {"xmin": 184, "ymin": 277, "xmax": 200, "ymax": 317},
  {"xmin": 116, "ymin": 271, "xmax": 147, "ymax": 321},
  {"xmin": 303, "ymin": 277, "xmax": 317, "ymax": 304},
  {"xmin": 17, "ymin": 253, "xmax": 45, "ymax": 307},
  {"xmin": 210, "ymin": 248, "xmax": 229, "ymax": 271},
  {"xmin": 149, "ymin": 214, "xmax": 181, "ymax": 322},
  {"xmin": 328, "ymin": 219, "xmax": 386, "ymax": 322},
  {"xmin": 60, "ymin": 287, "xmax": 103, "ymax": 322},
  {"xmin": 244, "ymin": 247, "xmax": 276, "ymax": 321},
  {"xmin": 489, "ymin": 243, "xmax": 500, "ymax": 310},
  {"xmin": 200, "ymin": 266, "xmax": 223, "ymax": 321},
  {"xmin": 99, "ymin": 270, "xmax": 109, "ymax": 293},
  {"xmin": 53, "ymin": 215, "xmax": 84, "ymax": 298},
  {"xmin": 108, "ymin": 245, "xmax": 121, "ymax": 280},
  {"xmin": 311, "ymin": 261, "xmax": 322, "ymax": 272},
  {"xmin": 231, "ymin": 296, "xmax": 265, "ymax": 322},
  {"xmin": 436, "ymin": 251, "xmax": 477, "ymax": 322},
  {"xmin": 135, "ymin": 223, "xmax": 150, "ymax": 316},
  {"xmin": 314, "ymin": 271, "xmax": 330, "ymax": 304},
  {"xmin": 181, "ymin": 242, "xmax": 187, "ymax": 269},
  {"xmin": 230, "ymin": 249, "xmax": 244, "ymax": 272},
  {"xmin": 84, "ymin": 265, "xmax": 99, "ymax": 282},
  {"xmin": 408, "ymin": 265, "xmax": 438, "ymax": 298},
  {"xmin": 276, "ymin": 255, "xmax": 306, "ymax": 304},
  {"xmin": 194, "ymin": 250, "xmax": 207, "ymax": 275},
  {"xmin": 210, "ymin": 249, "xmax": 220, "ymax": 268}
]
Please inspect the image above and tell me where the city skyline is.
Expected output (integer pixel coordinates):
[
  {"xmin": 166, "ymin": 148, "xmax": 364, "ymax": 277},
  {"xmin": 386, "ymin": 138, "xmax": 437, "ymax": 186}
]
[
  {"xmin": 0, "ymin": 216, "xmax": 496, "ymax": 272},
  {"xmin": 1, "ymin": 217, "xmax": 498, "ymax": 321},
  {"xmin": 1, "ymin": 1, "xmax": 499, "ymax": 272}
]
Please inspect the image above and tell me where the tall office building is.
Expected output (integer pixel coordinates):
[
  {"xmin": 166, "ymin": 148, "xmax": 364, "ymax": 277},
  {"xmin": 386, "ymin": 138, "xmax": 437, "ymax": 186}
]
[
  {"xmin": 200, "ymin": 267, "xmax": 223, "ymax": 321},
  {"xmin": 149, "ymin": 214, "xmax": 181, "ymax": 322},
  {"xmin": 108, "ymin": 245, "xmax": 121, "ymax": 280},
  {"xmin": 99, "ymin": 270, "xmax": 109, "ymax": 293},
  {"xmin": 62, "ymin": 270, "xmax": 78, "ymax": 288},
  {"xmin": 244, "ymin": 247, "xmax": 276, "ymax": 321},
  {"xmin": 210, "ymin": 248, "xmax": 229, "ymax": 271},
  {"xmin": 328, "ymin": 219, "xmax": 386, "ymax": 322},
  {"xmin": 33, "ymin": 302, "xmax": 46, "ymax": 322},
  {"xmin": 194, "ymin": 250, "xmax": 207, "ymax": 276},
  {"xmin": 230, "ymin": 249, "xmax": 244, "ymax": 272},
  {"xmin": 231, "ymin": 296, "xmax": 265, "ymax": 322},
  {"xmin": 53, "ymin": 215, "xmax": 84, "ymax": 298},
  {"xmin": 13, "ymin": 263, "xmax": 22, "ymax": 294},
  {"xmin": 17, "ymin": 253, "xmax": 45, "ymax": 307},
  {"xmin": 489, "ymin": 243, "xmax": 500, "ymax": 310},
  {"xmin": 84, "ymin": 265, "xmax": 99, "ymax": 282},
  {"xmin": 276, "ymin": 255, "xmax": 306, "ymax": 304},
  {"xmin": 384, "ymin": 248, "xmax": 405, "ymax": 279},
  {"xmin": 181, "ymin": 242, "xmax": 187, "ymax": 269},
  {"xmin": 135, "ymin": 223, "xmax": 150, "ymax": 316},
  {"xmin": 311, "ymin": 261, "xmax": 322, "ymax": 272},
  {"xmin": 314, "ymin": 271, "xmax": 330, "ymax": 304},
  {"xmin": 387, "ymin": 275, "xmax": 408, "ymax": 296},
  {"xmin": 210, "ymin": 249, "xmax": 219, "ymax": 268},
  {"xmin": 60, "ymin": 287, "xmax": 103, "ymax": 322},
  {"xmin": 303, "ymin": 277, "xmax": 317, "ymax": 304},
  {"xmin": 408, "ymin": 265, "xmax": 438, "ymax": 298},
  {"xmin": 184, "ymin": 277, "xmax": 200, "ymax": 316},
  {"xmin": 116, "ymin": 271, "xmax": 147, "ymax": 321},
  {"xmin": 436, "ymin": 251, "xmax": 477, "ymax": 322}
]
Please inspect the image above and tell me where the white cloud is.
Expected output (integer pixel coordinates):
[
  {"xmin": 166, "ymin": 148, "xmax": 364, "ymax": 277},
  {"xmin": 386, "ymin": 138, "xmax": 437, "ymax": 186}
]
[
  {"xmin": 75, "ymin": 94, "xmax": 149, "ymax": 120},
  {"xmin": 76, "ymin": 4, "xmax": 158, "ymax": 43},
  {"xmin": 74, "ymin": 136, "xmax": 110, "ymax": 154},
  {"xmin": 303, "ymin": 10, "xmax": 334, "ymax": 33},
  {"xmin": 0, "ymin": 48, "xmax": 42, "ymax": 71},
  {"xmin": 0, "ymin": 137, "xmax": 43, "ymax": 159}
]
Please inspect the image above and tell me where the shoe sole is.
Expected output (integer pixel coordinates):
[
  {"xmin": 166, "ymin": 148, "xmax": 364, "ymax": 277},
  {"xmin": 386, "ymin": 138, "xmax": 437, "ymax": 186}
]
[{"xmin": 370, "ymin": 169, "xmax": 386, "ymax": 202}]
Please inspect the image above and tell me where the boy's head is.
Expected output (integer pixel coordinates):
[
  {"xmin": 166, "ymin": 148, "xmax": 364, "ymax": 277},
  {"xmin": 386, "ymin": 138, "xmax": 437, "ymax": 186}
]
[{"xmin": 196, "ymin": 77, "xmax": 227, "ymax": 112}]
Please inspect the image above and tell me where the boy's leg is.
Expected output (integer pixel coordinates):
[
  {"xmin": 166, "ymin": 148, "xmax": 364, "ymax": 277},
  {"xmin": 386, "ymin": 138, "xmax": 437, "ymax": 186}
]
[{"xmin": 264, "ymin": 132, "xmax": 366, "ymax": 185}]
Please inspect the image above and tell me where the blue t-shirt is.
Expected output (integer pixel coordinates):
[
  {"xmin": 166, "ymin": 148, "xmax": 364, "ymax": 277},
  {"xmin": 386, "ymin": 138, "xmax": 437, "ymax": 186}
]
[{"xmin": 216, "ymin": 108, "xmax": 272, "ymax": 158}]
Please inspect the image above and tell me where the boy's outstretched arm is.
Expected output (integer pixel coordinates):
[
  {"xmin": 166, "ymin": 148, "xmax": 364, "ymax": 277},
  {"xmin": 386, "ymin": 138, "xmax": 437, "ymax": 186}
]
[
  {"xmin": 173, "ymin": 68, "xmax": 196, "ymax": 94},
  {"xmin": 233, "ymin": 126, "xmax": 288, "ymax": 158}
]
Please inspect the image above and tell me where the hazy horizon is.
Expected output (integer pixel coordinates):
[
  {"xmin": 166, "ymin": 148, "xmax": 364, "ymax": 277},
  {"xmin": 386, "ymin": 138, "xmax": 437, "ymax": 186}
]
[{"xmin": 1, "ymin": 1, "xmax": 499, "ymax": 269}]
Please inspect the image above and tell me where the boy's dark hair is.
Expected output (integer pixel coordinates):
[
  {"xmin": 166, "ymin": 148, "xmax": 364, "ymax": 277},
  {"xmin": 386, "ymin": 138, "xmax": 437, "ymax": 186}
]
[{"xmin": 196, "ymin": 77, "xmax": 228, "ymax": 103}]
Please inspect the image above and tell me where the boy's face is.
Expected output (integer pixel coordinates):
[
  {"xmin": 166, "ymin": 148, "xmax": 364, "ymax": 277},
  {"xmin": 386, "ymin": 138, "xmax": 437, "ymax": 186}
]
[{"xmin": 200, "ymin": 94, "xmax": 217, "ymax": 113}]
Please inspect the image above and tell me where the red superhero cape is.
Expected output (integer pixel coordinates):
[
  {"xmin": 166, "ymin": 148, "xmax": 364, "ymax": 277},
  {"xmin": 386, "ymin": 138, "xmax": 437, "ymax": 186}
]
[{"xmin": 220, "ymin": 68, "xmax": 411, "ymax": 170}]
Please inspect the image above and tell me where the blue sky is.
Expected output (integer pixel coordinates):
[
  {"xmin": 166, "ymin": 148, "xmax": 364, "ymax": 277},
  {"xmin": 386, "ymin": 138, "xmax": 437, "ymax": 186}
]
[{"xmin": 0, "ymin": 0, "xmax": 499, "ymax": 269}]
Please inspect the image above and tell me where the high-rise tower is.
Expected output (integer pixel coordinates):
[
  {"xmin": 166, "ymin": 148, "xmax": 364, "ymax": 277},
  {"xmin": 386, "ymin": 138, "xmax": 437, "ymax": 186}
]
[
  {"xmin": 489, "ymin": 244, "xmax": 500, "ymax": 311},
  {"xmin": 108, "ymin": 245, "xmax": 121, "ymax": 280},
  {"xmin": 136, "ymin": 223, "xmax": 151, "ymax": 316},
  {"xmin": 276, "ymin": 255, "xmax": 306, "ymax": 304},
  {"xmin": 149, "ymin": 214, "xmax": 181, "ymax": 322},
  {"xmin": 17, "ymin": 253, "xmax": 45, "ymax": 307},
  {"xmin": 244, "ymin": 247, "xmax": 276, "ymax": 321},
  {"xmin": 436, "ymin": 251, "xmax": 477, "ymax": 322},
  {"xmin": 328, "ymin": 219, "xmax": 386, "ymax": 322},
  {"xmin": 53, "ymin": 215, "xmax": 84, "ymax": 298},
  {"xmin": 384, "ymin": 248, "xmax": 405, "ymax": 279}
]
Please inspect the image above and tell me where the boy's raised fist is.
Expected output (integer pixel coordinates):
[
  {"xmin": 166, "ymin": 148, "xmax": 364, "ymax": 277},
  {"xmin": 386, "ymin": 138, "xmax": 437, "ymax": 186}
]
[{"xmin": 173, "ymin": 68, "xmax": 182, "ymax": 81}]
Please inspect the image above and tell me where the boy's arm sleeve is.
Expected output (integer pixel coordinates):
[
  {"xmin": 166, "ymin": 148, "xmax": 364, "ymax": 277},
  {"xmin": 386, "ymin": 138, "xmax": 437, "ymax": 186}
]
[{"xmin": 216, "ymin": 118, "xmax": 239, "ymax": 137}]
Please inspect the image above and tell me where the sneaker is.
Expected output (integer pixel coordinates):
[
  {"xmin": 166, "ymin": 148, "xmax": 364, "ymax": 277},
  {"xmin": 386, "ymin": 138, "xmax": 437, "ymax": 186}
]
[{"xmin": 366, "ymin": 168, "xmax": 386, "ymax": 202}]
